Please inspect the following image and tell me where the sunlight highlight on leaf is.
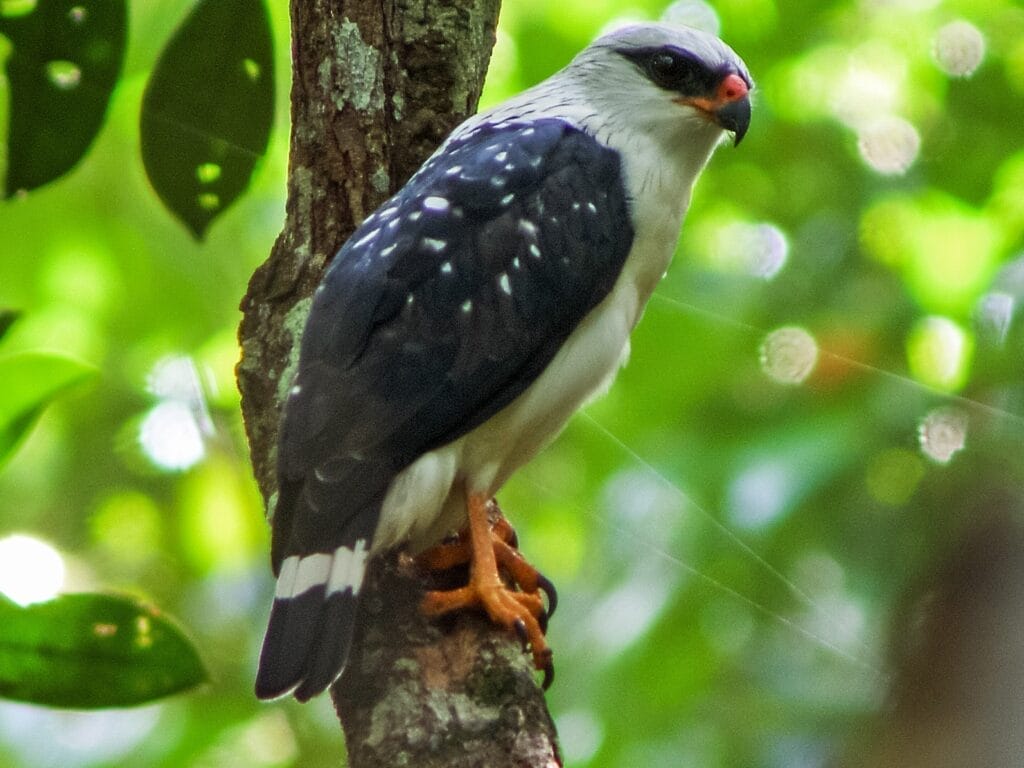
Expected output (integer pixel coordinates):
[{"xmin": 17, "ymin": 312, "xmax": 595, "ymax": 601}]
[{"xmin": 44, "ymin": 60, "xmax": 81, "ymax": 90}]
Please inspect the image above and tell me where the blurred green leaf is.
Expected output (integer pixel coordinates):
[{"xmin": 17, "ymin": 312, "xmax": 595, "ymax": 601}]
[
  {"xmin": 0, "ymin": 310, "xmax": 20, "ymax": 342},
  {"xmin": 0, "ymin": 592, "xmax": 207, "ymax": 708},
  {"xmin": 140, "ymin": 0, "xmax": 274, "ymax": 239},
  {"xmin": 0, "ymin": 351, "xmax": 95, "ymax": 467},
  {"xmin": 0, "ymin": 0, "xmax": 127, "ymax": 195}
]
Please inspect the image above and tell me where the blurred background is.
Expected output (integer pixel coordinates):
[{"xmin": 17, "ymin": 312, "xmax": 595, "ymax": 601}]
[{"xmin": 1, "ymin": 0, "xmax": 1023, "ymax": 765}]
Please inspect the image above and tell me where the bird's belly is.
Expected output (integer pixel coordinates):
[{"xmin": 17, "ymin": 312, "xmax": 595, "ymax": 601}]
[
  {"xmin": 461, "ymin": 278, "xmax": 641, "ymax": 493},
  {"xmin": 374, "ymin": 278, "xmax": 641, "ymax": 552}
]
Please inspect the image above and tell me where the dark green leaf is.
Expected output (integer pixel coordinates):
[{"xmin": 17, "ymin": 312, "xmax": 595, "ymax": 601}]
[
  {"xmin": 0, "ymin": 0, "xmax": 127, "ymax": 196},
  {"xmin": 140, "ymin": 0, "xmax": 274, "ymax": 239},
  {"xmin": 0, "ymin": 593, "xmax": 207, "ymax": 708},
  {"xmin": 0, "ymin": 310, "xmax": 20, "ymax": 342},
  {"xmin": 0, "ymin": 351, "xmax": 95, "ymax": 467}
]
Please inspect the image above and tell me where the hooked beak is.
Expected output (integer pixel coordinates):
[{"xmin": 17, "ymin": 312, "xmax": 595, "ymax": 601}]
[{"xmin": 675, "ymin": 72, "xmax": 751, "ymax": 146}]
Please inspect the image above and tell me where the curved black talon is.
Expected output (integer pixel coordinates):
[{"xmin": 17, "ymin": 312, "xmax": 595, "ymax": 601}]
[
  {"xmin": 540, "ymin": 656, "xmax": 555, "ymax": 690},
  {"xmin": 536, "ymin": 572, "xmax": 558, "ymax": 618},
  {"xmin": 513, "ymin": 617, "xmax": 529, "ymax": 648},
  {"xmin": 538, "ymin": 607, "xmax": 549, "ymax": 634}
]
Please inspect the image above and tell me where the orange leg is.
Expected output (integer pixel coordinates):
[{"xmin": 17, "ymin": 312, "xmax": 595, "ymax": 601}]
[{"xmin": 420, "ymin": 494, "xmax": 554, "ymax": 685}]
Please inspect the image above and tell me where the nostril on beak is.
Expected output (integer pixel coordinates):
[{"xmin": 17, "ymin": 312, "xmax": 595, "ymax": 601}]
[{"xmin": 718, "ymin": 73, "xmax": 749, "ymax": 102}]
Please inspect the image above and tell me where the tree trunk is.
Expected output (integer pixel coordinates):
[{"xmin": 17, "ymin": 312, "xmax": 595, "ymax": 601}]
[{"xmin": 236, "ymin": 2, "xmax": 562, "ymax": 765}]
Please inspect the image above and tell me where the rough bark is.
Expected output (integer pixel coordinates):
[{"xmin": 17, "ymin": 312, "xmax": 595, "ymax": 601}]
[
  {"xmin": 334, "ymin": 555, "xmax": 561, "ymax": 768},
  {"xmin": 237, "ymin": 2, "xmax": 562, "ymax": 766}
]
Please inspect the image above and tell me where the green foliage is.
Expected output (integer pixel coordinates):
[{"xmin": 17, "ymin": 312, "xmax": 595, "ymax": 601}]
[
  {"xmin": 140, "ymin": 0, "xmax": 274, "ymax": 238},
  {"xmin": 0, "ymin": 0, "xmax": 1022, "ymax": 766},
  {"xmin": 0, "ymin": 593, "xmax": 207, "ymax": 708},
  {"xmin": 0, "ymin": 349, "xmax": 94, "ymax": 467},
  {"xmin": 0, "ymin": 0, "xmax": 273, "ymax": 236},
  {"xmin": 0, "ymin": 0, "xmax": 126, "ymax": 195}
]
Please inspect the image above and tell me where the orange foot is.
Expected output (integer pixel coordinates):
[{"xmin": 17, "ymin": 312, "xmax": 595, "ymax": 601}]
[{"xmin": 419, "ymin": 495, "xmax": 557, "ymax": 687}]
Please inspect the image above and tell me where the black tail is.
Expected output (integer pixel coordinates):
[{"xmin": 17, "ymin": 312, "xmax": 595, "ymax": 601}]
[
  {"xmin": 255, "ymin": 588, "xmax": 359, "ymax": 700},
  {"xmin": 258, "ymin": 454, "xmax": 390, "ymax": 700},
  {"xmin": 255, "ymin": 537, "xmax": 371, "ymax": 700}
]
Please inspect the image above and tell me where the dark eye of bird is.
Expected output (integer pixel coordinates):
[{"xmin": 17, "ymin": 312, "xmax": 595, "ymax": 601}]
[{"xmin": 646, "ymin": 51, "xmax": 704, "ymax": 94}]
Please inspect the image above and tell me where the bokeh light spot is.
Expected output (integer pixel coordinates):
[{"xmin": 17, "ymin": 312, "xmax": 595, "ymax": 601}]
[
  {"xmin": 933, "ymin": 20, "xmax": 985, "ymax": 78},
  {"xmin": 661, "ymin": 0, "xmax": 720, "ymax": 34},
  {"xmin": 760, "ymin": 326, "xmax": 818, "ymax": 385},
  {"xmin": 918, "ymin": 406, "xmax": 968, "ymax": 464},
  {"xmin": 857, "ymin": 116, "xmax": 920, "ymax": 175},
  {"xmin": 556, "ymin": 710, "xmax": 604, "ymax": 765},
  {"xmin": 976, "ymin": 291, "xmax": 1014, "ymax": 345},
  {"xmin": 728, "ymin": 459, "xmax": 794, "ymax": 529},
  {"xmin": 138, "ymin": 400, "xmax": 206, "ymax": 471},
  {"xmin": 906, "ymin": 316, "xmax": 973, "ymax": 391},
  {"xmin": 0, "ymin": 534, "xmax": 65, "ymax": 606},
  {"xmin": 706, "ymin": 220, "xmax": 789, "ymax": 278},
  {"xmin": 865, "ymin": 448, "xmax": 925, "ymax": 506},
  {"xmin": 90, "ymin": 491, "xmax": 163, "ymax": 569}
]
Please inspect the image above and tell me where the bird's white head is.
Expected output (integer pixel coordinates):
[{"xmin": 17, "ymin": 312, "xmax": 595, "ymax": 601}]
[{"xmin": 569, "ymin": 23, "xmax": 752, "ymax": 153}]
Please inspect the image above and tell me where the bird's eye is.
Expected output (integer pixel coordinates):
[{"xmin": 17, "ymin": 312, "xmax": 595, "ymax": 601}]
[{"xmin": 646, "ymin": 51, "xmax": 703, "ymax": 94}]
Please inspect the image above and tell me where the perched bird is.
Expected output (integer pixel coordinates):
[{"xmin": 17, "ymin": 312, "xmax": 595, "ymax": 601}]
[{"xmin": 256, "ymin": 21, "xmax": 752, "ymax": 701}]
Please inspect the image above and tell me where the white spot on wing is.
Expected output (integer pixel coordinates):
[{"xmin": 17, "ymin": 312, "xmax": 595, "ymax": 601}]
[
  {"xmin": 423, "ymin": 196, "xmax": 450, "ymax": 213},
  {"xmin": 495, "ymin": 151, "xmax": 509, "ymax": 162},
  {"xmin": 501, "ymin": 193, "xmax": 515, "ymax": 205},
  {"xmin": 380, "ymin": 243, "xmax": 397, "ymax": 257},
  {"xmin": 517, "ymin": 219, "xmax": 538, "ymax": 238},
  {"xmin": 445, "ymin": 165, "xmax": 463, "ymax": 176},
  {"xmin": 529, "ymin": 244, "xmax": 542, "ymax": 259},
  {"xmin": 353, "ymin": 228, "xmax": 380, "ymax": 249},
  {"xmin": 587, "ymin": 202, "xmax": 598, "ymax": 214},
  {"xmin": 461, "ymin": 299, "xmax": 473, "ymax": 313},
  {"xmin": 441, "ymin": 261, "xmax": 453, "ymax": 274},
  {"xmin": 498, "ymin": 272, "xmax": 512, "ymax": 295},
  {"xmin": 422, "ymin": 237, "xmax": 447, "ymax": 253}
]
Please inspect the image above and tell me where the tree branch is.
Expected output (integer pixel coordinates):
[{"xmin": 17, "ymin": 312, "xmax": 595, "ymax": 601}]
[{"xmin": 237, "ymin": 1, "xmax": 562, "ymax": 765}]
